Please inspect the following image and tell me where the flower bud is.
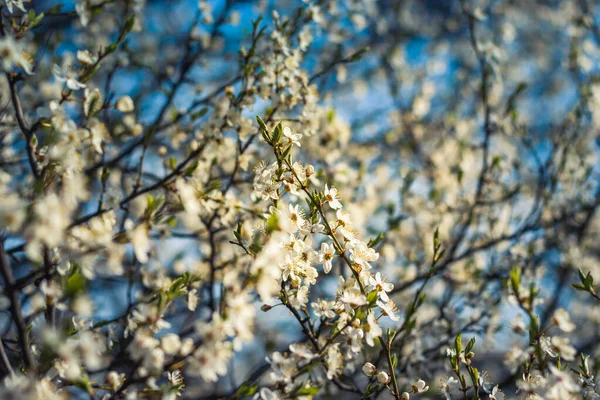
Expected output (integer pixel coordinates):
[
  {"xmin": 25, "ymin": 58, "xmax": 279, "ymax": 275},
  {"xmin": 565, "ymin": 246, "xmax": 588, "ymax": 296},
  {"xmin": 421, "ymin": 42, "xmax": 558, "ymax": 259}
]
[
  {"xmin": 362, "ymin": 362, "xmax": 376, "ymax": 377},
  {"xmin": 306, "ymin": 165, "xmax": 315, "ymax": 176},
  {"xmin": 115, "ymin": 95, "xmax": 135, "ymax": 112},
  {"xmin": 376, "ymin": 371, "xmax": 389, "ymax": 384},
  {"xmin": 401, "ymin": 393, "xmax": 410, "ymax": 400},
  {"xmin": 106, "ymin": 371, "xmax": 123, "ymax": 391}
]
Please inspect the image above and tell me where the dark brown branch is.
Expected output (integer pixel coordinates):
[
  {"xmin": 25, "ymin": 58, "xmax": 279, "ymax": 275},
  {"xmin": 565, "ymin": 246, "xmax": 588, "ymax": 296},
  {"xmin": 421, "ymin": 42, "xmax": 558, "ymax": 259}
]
[{"xmin": 0, "ymin": 240, "xmax": 35, "ymax": 373}]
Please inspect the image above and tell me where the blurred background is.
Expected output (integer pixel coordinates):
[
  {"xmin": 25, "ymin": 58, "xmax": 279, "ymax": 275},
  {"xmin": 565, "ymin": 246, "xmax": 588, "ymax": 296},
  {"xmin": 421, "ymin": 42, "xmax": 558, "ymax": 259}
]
[{"xmin": 4, "ymin": 0, "xmax": 600, "ymax": 398}]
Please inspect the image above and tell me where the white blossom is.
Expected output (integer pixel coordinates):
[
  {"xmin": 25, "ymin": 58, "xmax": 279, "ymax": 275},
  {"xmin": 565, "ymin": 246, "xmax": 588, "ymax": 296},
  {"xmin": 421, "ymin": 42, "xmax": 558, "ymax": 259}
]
[{"xmin": 116, "ymin": 95, "xmax": 135, "ymax": 112}]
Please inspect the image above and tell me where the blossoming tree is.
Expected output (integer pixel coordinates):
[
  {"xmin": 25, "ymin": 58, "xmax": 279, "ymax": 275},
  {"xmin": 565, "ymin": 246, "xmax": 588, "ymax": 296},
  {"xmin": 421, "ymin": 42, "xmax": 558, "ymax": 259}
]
[{"xmin": 0, "ymin": 0, "xmax": 599, "ymax": 399}]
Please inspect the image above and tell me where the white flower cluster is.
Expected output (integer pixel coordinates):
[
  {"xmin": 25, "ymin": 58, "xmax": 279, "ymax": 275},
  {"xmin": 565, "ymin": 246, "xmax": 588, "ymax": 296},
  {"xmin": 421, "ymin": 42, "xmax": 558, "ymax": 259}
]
[{"xmin": 0, "ymin": 0, "xmax": 598, "ymax": 399}]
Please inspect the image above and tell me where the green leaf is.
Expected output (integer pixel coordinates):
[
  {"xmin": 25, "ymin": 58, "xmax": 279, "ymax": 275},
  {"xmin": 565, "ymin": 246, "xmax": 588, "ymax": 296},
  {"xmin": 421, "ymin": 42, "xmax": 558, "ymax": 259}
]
[
  {"xmin": 266, "ymin": 213, "xmax": 279, "ymax": 233},
  {"xmin": 366, "ymin": 290, "xmax": 378, "ymax": 305},
  {"xmin": 157, "ymin": 291, "xmax": 169, "ymax": 312},
  {"xmin": 146, "ymin": 194, "xmax": 156, "ymax": 211},
  {"xmin": 123, "ymin": 15, "xmax": 136, "ymax": 36},
  {"xmin": 234, "ymin": 382, "xmax": 258, "ymax": 397},
  {"xmin": 248, "ymin": 243, "xmax": 262, "ymax": 255},
  {"xmin": 572, "ymin": 283, "xmax": 588, "ymax": 291},
  {"xmin": 455, "ymin": 333, "xmax": 463, "ymax": 353},
  {"xmin": 191, "ymin": 107, "xmax": 209, "ymax": 120},
  {"xmin": 506, "ymin": 81, "xmax": 528, "ymax": 113},
  {"xmin": 579, "ymin": 269, "xmax": 595, "ymax": 290},
  {"xmin": 415, "ymin": 293, "xmax": 426, "ymax": 309},
  {"xmin": 367, "ymin": 232, "xmax": 385, "ymax": 248},
  {"xmin": 354, "ymin": 307, "xmax": 366, "ymax": 322},
  {"xmin": 66, "ymin": 273, "xmax": 87, "ymax": 297},
  {"xmin": 104, "ymin": 43, "xmax": 118, "ymax": 55},
  {"xmin": 256, "ymin": 115, "xmax": 268, "ymax": 132},
  {"xmin": 351, "ymin": 47, "xmax": 368, "ymax": 62},
  {"xmin": 101, "ymin": 166, "xmax": 110, "ymax": 184},
  {"xmin": 465, "ymin": 336, "xmax": 476, "ymax": 353},
  {"xmin": 433, "ymin": 227, "xmax": 440, "ymax": 252},
  {"xmin": 297, "ymin": 386, "xmax": 320, "ymax": 395},
  {"xmin": 509, "ymin": 266, "xmax": 521, "ymax": 292},
  {"xmin": 184, "ymin": 161, "xmax": 199, "ymax": 177},
  {"xmin": 402, "ymin": 170, "xmax": 415, "ymax": 194},
  {"xmin": 75, "ymin": 374, "xmax": 93, "ymax": 394},
  {"xmin": 282, "ymin": 144, "xmax": 293, "ymax": 159},
  {"xmin": 79, "ymin": 64, "xmax": 101, "ymax": 83},
  {"xmin": 273, "ymin": 122, "xmax": 283, "ymax": 145},
  {"xmin": 455, "ymin": 166, "xmax": 464, "ymax": 184},
  {"xmin": 327, "ymin": 109, "xmax": 336, "ymax": 123},
  {"xmin": 362, "ymin": 382, "xmax": 381, "ymax": 399},
  {"xmin": 170, "ymin": 276, "xmax": 187, "ymax": 295},
  {"xmin": 28, "ymin": 11, "xmax": 45, "ymax": 29}
]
